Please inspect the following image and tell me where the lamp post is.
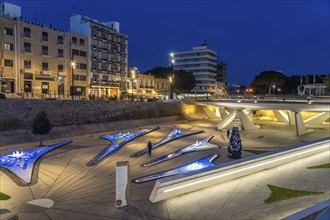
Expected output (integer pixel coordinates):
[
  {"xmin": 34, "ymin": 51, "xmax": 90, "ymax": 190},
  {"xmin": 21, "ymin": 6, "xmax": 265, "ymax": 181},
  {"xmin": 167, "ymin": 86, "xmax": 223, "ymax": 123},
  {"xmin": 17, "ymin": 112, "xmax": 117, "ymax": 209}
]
[
  {"xmin": 71, "ymin": 57, "xmax": 76, "ymax": 100},
  {"xmin": 169, "ymin": 52, "xmax": 175, "ymax": 99},
  {"xmin": 169, "ymin": 76, "xmax": 172, "ymax": 99},
  {"xmin": 272, "ymin": 85, "xmax": 276, "ymax": 95},
  {"xmin": 131, "ymin": 70, "xmax": 135, "ymax": 102}
]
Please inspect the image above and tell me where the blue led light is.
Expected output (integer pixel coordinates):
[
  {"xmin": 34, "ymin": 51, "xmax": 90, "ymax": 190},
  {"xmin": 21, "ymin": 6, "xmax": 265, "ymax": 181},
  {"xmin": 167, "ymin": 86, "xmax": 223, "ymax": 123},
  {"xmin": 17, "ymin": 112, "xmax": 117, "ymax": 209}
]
[
  {"xmin": 130, "ymin": 126, "xmax": 203, "ymax": 158},
  {"xmin": 88, "ymin": 126, "xmax": 159, "ymax": 165},
  {"xmin": 142, "ymin": 135, "xmax": 218, "ymax": 167},
  {"xmin": 0, "ymin": 141, "xmax": 72, "ymax": 185},
  {"xmin": 132, "ymin": 154, "xmax": 218, "ymax": 183}
]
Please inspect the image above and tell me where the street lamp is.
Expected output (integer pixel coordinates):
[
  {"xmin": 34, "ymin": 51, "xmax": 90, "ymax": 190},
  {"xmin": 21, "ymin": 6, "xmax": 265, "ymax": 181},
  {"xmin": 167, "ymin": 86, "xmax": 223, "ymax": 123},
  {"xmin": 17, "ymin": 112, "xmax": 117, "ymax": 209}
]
[
  {"xmin": 272, "ymin": 85, "xmax": 276, "ymax": 95},
  {"xmin": 131, "ymin": 70, "xmax": 135, "ymax": 101},
  {"xmin": 169, "ymin": 52, "xmax": 175, "ymax": 99},
  {"xmin": 169, "ymin": 76, "xmax": 172, "ymax": 99},
  {"xmin": 71, "ymin": 58, "xmax": 76, "ymax": 100}
]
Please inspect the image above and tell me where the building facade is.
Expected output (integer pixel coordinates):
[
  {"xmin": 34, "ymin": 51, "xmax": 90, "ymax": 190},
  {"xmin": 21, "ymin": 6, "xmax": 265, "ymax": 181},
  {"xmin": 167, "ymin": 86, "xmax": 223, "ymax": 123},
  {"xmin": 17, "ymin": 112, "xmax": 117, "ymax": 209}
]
[
  {"xmin": 216, "ymin": 62, "xmax": 227, "ymax": 95},
  {"xmin": 171, "ymin": 44, "xmax": 219, "ymax": 94},
  {"xmin": 126, "ymin": 68, "xmax": 170, "ymax": 99},
  {"xmin": 0, "ymin": 2, "xmax": 89, "ymax": 98},
  {"xmin": 70, "ymin": 14, "xmax": 128, "ymax": 99}
]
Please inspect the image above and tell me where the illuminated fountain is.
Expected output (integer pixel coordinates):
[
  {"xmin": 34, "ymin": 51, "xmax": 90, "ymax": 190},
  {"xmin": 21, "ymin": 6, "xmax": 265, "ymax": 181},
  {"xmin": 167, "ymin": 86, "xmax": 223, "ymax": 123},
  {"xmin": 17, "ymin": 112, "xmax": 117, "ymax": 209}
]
[
  {"xmin": 87, "ymin": 126, "xmax": 160, "ymax": 166},
  {"xmin": 141, "ymin": 135, "xmax": 219, "ymax": 167},
  {"xmin": 130, "ymin": 126, "xmax": 203, "ymax": 158},
  {"xmin": 132, "ymin": 154, "xmax": 218, "ymax": 183},
  {"xmin": 0, "ymin": 141, "xmax": 72, "ymax": 185}
]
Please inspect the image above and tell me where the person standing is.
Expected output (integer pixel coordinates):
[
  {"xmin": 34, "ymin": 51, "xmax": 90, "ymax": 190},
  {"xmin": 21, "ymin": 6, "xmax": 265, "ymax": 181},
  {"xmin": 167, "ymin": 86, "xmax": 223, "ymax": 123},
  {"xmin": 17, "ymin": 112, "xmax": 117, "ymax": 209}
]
[{"xmin": 147, "ymin": 140, "xmax": 153, "ymax": 156}]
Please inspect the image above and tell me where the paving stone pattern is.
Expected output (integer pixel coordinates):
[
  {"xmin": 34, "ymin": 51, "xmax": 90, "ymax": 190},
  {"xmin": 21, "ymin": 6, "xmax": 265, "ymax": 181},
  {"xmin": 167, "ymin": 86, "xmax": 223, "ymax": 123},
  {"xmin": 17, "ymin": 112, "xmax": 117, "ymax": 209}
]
[{"xmin": 0, "ymin": 119, "xmax": 329, "ymax": 219}]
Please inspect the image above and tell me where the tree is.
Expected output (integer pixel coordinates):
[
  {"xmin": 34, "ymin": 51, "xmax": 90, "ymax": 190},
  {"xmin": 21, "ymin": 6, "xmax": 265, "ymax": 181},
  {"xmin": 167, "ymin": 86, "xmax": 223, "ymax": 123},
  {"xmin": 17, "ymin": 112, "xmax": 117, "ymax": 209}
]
[
  {"xmin": 324, "ymin": 75, "xmax": 330, "ymax": 90},
  {"xmin": 32, "ymin": 110, "xmax": 52, "ymax": 147},
  {"xmin": 250, "ymin": 71, "xmax": 287, "ymax": 94},
  {"xmin": 143, "ymin": 66, "xmax": 195, "ymax": 93}
]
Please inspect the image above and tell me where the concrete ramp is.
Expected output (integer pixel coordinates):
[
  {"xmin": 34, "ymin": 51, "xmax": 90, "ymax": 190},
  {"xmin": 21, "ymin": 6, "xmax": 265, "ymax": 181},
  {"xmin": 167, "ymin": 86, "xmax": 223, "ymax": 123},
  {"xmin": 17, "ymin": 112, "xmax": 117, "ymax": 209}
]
[
  {"xmin": 215, "ymin": 111, "xmax": 236, "ymax": 130},
  {"xmin": 202, "ymin": 106, "xmax": 218, "ymax": 119},
  {"xmin": 305, "ymin": 112, "xmax": 330, "ymax": 125},
  {"xmin": 149, "ymin": 138, "xmax": 330, "ymax": 203},
  {"xmin": 273, "ymin": 110, "xmax": 289, "ymax": 123}
]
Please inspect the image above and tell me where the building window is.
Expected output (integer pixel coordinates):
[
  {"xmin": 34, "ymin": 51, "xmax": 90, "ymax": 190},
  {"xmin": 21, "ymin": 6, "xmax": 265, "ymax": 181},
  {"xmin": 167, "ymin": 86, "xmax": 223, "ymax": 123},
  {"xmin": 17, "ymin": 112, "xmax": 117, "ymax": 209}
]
[
  {"xmin": 72, "ymin": 37, "xmax": 77, "ymax": 44},
  {"xmin": 57, "ymin": 35, "xmax": 64, "ymax": 44},
  {"xmin": 79, "ymin": 63, "xmax": 87, "ymax": 70},
  {"xmin": 24, "ymin": 27, "xmax": 31, "ymax": 38},
  {"xmin": 42, "ymin": 46, "xmax": 49, "ymax": 55},
  {"xmin": 24, "ymin": 60, "xmax": 32, "ymax": 69},
  {"xmin": 58, "ymin": 49, "xmax": 64, "ymax": 58},
  {"xmin": 42, "ymin": 62, "xmax": 49, "ymax": 71},
  {"xmin": 4, "ymin": 43, "xmax": 14, "ymax": 51},
  {"xmin": 42, "ymin": 32, "xmax": 48, "ymax": 41},
  {"xmin": 4, "ymin": 27, "xmax": 13, "ymax": 36},
  {"xmin": 58, "ymin": 64, "xmax": 64, "ymax": 72},
  {"xmin": 79, "ymin": 38, "xmax": 85, "ymax": 46},
  {"xmin": 72, "ymin": 49, "xmax": 79, "ymax": 56},
  {"xmin": 4, "ymin": 59, "xmax": 13, "ymax": 67},
  {"xmin": 73, "ymin": 75, "xmax": 79, "ymax": 81},
  {"xmin": 79, "ymin": 50, "xmax": 87, "ymax": 57},
  {"xmin": 80, "ymin": 75, "xmax": 87, "ymax": 81},
  {"xmin": 24, "ymin": 42, "xmax": 31, "ymax": 53}
]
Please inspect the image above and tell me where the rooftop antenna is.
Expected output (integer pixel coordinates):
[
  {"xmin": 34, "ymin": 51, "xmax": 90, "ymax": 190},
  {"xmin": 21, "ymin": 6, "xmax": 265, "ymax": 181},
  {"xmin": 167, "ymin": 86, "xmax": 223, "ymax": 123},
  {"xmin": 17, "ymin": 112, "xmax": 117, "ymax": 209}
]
[{"xmin": 201, "ymin": 40, "xmax": 208, "ymax": 48}]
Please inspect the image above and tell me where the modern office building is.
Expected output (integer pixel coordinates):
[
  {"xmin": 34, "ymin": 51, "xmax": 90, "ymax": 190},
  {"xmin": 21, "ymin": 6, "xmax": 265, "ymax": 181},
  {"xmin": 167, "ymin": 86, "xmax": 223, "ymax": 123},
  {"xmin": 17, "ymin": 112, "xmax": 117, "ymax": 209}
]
[
  {"xmin": 0, "ymin": 2, "xmax": 89, "ymax": 98},
  {"xmin": 171, "ymin": 44, "xmax": 219, "ymax": 94},
  {"xmin": 70, "ymin": 14, "xmax": 128, "ymax": 99}
]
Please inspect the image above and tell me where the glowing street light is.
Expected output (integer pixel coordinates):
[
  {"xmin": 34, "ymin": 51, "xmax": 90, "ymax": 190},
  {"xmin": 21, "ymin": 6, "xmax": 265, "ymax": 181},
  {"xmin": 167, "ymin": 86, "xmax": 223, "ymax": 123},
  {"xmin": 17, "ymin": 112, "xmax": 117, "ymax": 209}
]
[
  {"xmin": 131, "ymin": 70, "xmax": 136, "ymax": 101},
  {"xmin": 169, "ymin": 76, "xmax": 173, "ymax": 99},
  {"xmin": 71, "ymin": 58, "xmax": 76, "ymax": 100}
]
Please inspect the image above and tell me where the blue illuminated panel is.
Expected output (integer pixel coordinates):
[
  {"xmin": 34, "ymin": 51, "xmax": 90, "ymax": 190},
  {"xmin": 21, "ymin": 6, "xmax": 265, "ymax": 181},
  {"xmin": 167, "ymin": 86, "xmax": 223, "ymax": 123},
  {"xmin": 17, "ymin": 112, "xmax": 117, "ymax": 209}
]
[
  {"xmin": 0, "ymin": 141, "xmax": 72, "ymax": 185},
  {"xmin": 130, "ymin": 126, "xmax": 203, "ymax": 158},
  {"xmin": 142, "ymin": 135, "xmax": 219, "ymax": 167},
  {"xmin": 88, "ymin": 126, "xmax": 159, "ymax": 166},
  {"xmin": 132, "ymin": 154, "xmax": 218, "ymax": 183}
]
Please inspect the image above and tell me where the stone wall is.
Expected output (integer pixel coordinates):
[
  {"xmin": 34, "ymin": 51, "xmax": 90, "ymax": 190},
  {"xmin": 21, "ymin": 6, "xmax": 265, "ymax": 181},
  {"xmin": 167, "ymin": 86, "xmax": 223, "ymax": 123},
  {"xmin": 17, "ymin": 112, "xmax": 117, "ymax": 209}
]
[{"xmin": 0, "ymin": 99, "xmax": 184, "ymax": 131}]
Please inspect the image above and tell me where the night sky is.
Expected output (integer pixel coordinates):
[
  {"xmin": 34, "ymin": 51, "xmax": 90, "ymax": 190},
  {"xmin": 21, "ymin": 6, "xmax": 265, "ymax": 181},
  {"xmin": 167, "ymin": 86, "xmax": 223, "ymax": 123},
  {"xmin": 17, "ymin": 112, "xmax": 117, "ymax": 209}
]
[{"xmin": 8, "ymin": 0, "xmax": 330, "ymax": 86}]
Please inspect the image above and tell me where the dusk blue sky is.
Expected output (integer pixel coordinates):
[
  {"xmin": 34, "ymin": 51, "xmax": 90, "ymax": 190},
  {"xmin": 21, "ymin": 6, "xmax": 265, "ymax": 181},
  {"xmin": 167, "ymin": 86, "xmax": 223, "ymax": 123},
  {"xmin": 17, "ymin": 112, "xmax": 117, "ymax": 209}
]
[{"xmin": 8, "ymin": 0, "xmax": 330, "ymax": 86}]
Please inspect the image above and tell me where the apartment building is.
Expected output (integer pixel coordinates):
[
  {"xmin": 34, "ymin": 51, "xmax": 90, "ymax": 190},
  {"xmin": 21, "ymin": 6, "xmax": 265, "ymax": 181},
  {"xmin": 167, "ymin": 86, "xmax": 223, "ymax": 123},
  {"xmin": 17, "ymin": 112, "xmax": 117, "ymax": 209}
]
[
  {"xmin": 70, "ymin": 14, "xmax": 128, "ymax": 99},
  {"xmin": 0, "ymin": 2, "xmax": 89, "ymax": 98},
  {"xmin": 171, "ymin": 44, "xmax": 219, "ymax": 94}
]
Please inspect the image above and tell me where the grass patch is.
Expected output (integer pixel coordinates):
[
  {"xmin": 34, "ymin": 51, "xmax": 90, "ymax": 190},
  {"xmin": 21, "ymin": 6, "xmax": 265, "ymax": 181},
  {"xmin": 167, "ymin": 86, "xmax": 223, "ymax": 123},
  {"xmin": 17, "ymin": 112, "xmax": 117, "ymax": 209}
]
[
  {"xmin": 307, "ymin": 163, "xmax": 330, "ymax": 169},
  {"xmin": 265, "ymin": 185, "xmax": 324, "ymax": 204},
  {"xmin": 244, "ymin": 149, "xmax": 269, "ymax": 155},
  {"xmin": 0, "ymin": 192, "xmax": 11, "ymax": 200}
]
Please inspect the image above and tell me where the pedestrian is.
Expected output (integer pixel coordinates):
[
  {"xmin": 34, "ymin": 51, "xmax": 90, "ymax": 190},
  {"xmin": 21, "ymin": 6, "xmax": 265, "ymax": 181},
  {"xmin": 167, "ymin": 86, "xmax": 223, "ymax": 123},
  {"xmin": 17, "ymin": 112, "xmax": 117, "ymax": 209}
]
[
  {"xmin": 147, "ymin": 140, "xmax": 153, "ymax": 156},
  {"xmin": 227, "ymin": 129, "xmax": 230, "ymax": 139}
]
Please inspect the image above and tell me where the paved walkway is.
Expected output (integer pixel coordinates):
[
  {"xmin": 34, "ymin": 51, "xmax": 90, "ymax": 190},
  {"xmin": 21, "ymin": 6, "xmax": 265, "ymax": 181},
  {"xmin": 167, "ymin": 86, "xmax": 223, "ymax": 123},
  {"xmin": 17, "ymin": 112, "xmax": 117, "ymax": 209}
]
[{"xmin": 0, "ymin": 119, "xmax": 329, "ymax": 219}]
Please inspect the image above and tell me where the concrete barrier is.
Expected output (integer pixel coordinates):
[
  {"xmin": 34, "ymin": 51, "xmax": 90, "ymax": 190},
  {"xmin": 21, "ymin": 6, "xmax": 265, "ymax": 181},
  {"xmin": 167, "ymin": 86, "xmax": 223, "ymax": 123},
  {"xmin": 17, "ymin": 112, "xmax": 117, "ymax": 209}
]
[{"xmin": 149, "ymin": 137, "xmax": 330, "ymax": 203}]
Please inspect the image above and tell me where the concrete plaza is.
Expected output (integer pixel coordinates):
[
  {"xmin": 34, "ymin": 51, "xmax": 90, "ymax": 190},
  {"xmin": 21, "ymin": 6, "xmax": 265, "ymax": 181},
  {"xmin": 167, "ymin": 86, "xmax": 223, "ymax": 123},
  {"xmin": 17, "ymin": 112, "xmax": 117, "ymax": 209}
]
[{"xmin": 0, "ymin": 118, "xmax": 329, "ymax": 219}]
